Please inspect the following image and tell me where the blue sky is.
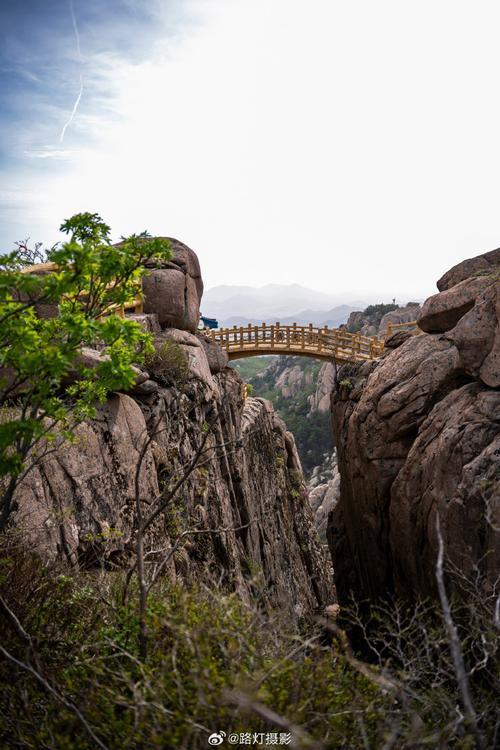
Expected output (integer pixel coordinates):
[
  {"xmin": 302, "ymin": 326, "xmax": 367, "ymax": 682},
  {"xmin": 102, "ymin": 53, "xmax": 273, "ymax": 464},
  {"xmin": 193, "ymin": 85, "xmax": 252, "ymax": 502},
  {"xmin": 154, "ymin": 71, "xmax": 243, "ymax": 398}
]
[{"xmin": 2, "ymin": 1, "xmax": 500, "ymax": 299}]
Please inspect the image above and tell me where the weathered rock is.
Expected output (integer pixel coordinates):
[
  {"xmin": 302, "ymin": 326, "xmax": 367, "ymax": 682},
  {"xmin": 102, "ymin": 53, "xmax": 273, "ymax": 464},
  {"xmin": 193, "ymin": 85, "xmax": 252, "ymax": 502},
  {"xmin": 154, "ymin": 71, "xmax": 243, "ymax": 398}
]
[
  {"xmin": 309, "ymin": 463, "xmax": 340, "ymax": 542},
  {"xmin": 145, "ymin": 237, "xmax": 204, "ymax": 299},
  {"xmin": 383, "ymin": 330, "xmax": 413, "ymax": 349},
  {"xmin": 126, "ymin": 312, "xmax": 161, "ymax": 334},
  {"xmin": 437, "ymin": 247, "xmax": 500, "ymax": 291},
  {"xmin": 417, "ymin": 276, "xmax": 492, "ymax": 333},
  {"xmin": 151, "ymin": 329, "xmax": 216, "ymax": 393},
  {"xmin": 129, "ymin": 379, "xmax": 160, "ymax": 396},
  {"xmin": 329, "ymin": 250, "xmax": 500, "ymax": 604},
  {"xmin": 11, "ymin": 394, "xmax": 161, "ymax": 568},
  {"xmin": 448, "ymin": 279, "xmax": 500, "ymax": 387},
  {"xmin": 308, "ymin": 363, "xmax": 335, "ymax": 413},
  {"xmin": 390, "ymin": 383, "xmax": 499, "ymax": 597},
  {"xmin": 274, "ymin": 364, "xmax": 313, "ymax": 399},
  {"xmin": 63, "ymin": 347, "xmax": 150, "ymax": 387},
  {"xmin": 195, "ymin": 332, "xmax": 229, "ymax": 374},
  {"xmin": 329, "ymin": 335, "xmax": 473, "ymax": 602},
  {"xmin": 379, "ymin": 303, "xmax": 421, "ymax": 337},
  {"xmin": 346, "ymin": 311, "xmax": 364, "ymax": 330},
  {"xmin": 11, "ymin": 364, "xmax": 335, "ymax": 619},
  {"xmin": 142, "ymin": 238, "xmax": 203, "ymax": 332}
]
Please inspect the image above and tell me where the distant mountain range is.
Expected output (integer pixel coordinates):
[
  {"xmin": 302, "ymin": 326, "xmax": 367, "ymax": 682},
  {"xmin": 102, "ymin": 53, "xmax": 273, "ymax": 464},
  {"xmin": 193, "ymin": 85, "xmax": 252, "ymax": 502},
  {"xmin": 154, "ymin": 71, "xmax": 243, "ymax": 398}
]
[
  {"xmin": 219, "ymin": 306, "xmax": 358, "ymax": 329},
  {"xmin": 202, "ymin": 284, "xmax": 368, "ymax": 327}
]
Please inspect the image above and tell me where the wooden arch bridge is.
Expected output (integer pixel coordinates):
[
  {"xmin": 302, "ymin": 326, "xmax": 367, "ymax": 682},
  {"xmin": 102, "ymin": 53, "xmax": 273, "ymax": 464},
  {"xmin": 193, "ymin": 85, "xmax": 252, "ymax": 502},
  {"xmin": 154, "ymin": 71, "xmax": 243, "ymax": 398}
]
[
  {"xmin": 18, "ymin": 262, "xmax": 418, "ymax": 364},
  {"xmin": 208, "ymin": 323, "xmax": 387, "ymax": 363}
]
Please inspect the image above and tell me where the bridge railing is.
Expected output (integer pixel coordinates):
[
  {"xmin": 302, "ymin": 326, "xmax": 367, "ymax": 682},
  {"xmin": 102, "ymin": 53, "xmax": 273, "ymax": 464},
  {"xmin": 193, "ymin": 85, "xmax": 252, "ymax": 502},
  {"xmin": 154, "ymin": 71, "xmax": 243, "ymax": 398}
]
[
  {"xmin": 18, "ymin": 262, "xmax": 144, "ymax": 318},
  {"xmin": 208, "ymin": 323, "xmax": 385, "ymax": 361},
  {"xmin": 383, "ymin": 320, "xmax": 421, "ymax": 338}
]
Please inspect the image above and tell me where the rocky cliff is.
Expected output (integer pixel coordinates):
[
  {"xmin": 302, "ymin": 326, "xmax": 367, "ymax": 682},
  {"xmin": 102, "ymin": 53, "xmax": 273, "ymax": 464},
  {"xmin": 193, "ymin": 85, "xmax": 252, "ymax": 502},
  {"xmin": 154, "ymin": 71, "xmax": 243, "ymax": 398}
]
[
  {"xmin": 328, "ymin": 249, "xmax": 500, "ymax": 603},
  {"xmin": 10, "ymin": 240, "xmax": 335, "ymax": 620},
  {"xmin": 346, "ymin": 301, "xmax": 421, "ymax": 337}
]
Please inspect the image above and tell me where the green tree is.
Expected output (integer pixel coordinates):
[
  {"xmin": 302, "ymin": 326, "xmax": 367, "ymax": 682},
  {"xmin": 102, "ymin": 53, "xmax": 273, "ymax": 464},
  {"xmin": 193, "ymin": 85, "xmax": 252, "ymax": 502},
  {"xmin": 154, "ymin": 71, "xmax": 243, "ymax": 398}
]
[{"xmin": 0, "ymin": 212, "xmax": 171, "ymax": 531}]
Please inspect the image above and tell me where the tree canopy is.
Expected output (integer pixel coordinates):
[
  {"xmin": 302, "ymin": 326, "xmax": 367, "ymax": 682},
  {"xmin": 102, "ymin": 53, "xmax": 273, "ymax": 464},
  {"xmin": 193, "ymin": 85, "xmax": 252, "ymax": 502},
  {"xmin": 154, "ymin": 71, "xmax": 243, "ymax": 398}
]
[{"xmin": 0, "ymin": 212, "xmax": 171, "ymax": 530}]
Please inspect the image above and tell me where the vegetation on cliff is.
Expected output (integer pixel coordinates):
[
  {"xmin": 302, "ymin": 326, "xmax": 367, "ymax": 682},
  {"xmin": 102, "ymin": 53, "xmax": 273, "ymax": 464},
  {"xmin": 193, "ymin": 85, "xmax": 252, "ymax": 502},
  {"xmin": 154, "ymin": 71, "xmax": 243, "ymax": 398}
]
[
  {"xmin": 0, "ymin": 550, "xmax": 498, "ymax": 749},
  {"xmin": 346, "ymin": 303, "xmax": 399, "ymax": 333},
  {"xmin": 0, "ymin": 213, "xmax": 171, "ymax": 531},
  {"xmin": 234, "ymin": 356, "xmax": 333, "ymax": 476}
]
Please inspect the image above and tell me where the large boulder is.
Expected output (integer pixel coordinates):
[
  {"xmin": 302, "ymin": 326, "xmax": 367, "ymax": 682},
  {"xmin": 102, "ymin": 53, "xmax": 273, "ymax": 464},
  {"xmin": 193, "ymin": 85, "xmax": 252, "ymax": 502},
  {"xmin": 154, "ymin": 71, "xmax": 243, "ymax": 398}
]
[
  {"xmin": 448, "ymin": 279, "xmax": 500, "ymax": 387},
  {"xmin": 437, "ymin": 247, "xmax": 500, "ymax": 291},
  {"xmin": 142, "ymin": 238, "xmax": 203, "ymax": 333},
  {"xmin": 328, "ymin": 248, "xmax": 500, "ymax": 604},
  {"xmin": 417, "ymin": 276, "xmax": 493, "ymax": 333},
  {"xmin": 379, "ymin": 302, "xmax": 421, "ymax": 337},
  {"xmin": 195, "ymin": 332, "xmax": 229, "ymax": 374}
]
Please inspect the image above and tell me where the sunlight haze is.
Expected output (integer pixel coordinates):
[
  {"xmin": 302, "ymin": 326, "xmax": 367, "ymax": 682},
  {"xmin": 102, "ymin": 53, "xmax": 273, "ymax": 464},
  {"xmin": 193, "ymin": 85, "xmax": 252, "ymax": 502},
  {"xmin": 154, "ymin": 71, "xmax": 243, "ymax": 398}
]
[{"xmin": 2, "ymin": 0, "xmax": 500, "ymax": 299}]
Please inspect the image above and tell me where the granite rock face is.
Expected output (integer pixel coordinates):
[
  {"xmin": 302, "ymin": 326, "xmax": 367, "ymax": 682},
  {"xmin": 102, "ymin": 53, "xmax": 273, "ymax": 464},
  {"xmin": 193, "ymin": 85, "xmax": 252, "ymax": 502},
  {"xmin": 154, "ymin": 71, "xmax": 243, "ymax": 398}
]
[
  {"xmin": 329, "ymin": 249, "xmax": 500, "ymax": 603},
  {"xmin": 11, "ymin": 337, "xmax": 335, "ymax": 620},
  {"xmin": 308, "ymin": 457, "xmax": 340, "ymax": 543},
  {"xmin": 379, "ymin": 302, "xmax": 421, "ymax": 336},
  {"xmin": 195, "ymin": 332, "xmax": 230, "ymax": 374},
  {"xmin": 437, "ymin": 247, "xmax": 500, "ymax": 291},
  {"xmin": 142, "ymin": 239, "xmax": 203, "ymax": 333},
  {"xmin": 307, "ymin": 363, "xmax": 335, "ymax": 413},
  {"xmin": 447, "ymin": 277, "xmax": 500, "ymax": 387},
  {"xmin": 417, "ymin": 276, "xmax": 492, "ymax": 334}
]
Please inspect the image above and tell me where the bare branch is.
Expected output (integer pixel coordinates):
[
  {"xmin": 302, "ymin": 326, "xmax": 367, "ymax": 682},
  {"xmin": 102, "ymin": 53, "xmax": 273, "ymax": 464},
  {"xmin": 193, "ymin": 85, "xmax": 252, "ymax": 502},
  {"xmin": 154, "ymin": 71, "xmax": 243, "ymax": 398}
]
[{"xmin": 435, "ymin": 514, "xmax": 485, "ymax": 750}]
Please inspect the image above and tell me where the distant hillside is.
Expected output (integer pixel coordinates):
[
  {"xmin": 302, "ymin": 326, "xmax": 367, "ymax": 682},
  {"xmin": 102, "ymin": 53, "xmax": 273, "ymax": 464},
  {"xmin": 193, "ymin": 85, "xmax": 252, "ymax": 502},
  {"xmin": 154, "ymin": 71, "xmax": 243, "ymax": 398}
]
[
  {"xmin": 234, "ymin": 355, "xmax": 333, "ymax": 477},
  {"xmin": 202, "ymin": 283, "xmax": 368, "ymax": 322},
  {"xmin": 220, "ymin": 304, "xmax": 357, "ymax": 329}
]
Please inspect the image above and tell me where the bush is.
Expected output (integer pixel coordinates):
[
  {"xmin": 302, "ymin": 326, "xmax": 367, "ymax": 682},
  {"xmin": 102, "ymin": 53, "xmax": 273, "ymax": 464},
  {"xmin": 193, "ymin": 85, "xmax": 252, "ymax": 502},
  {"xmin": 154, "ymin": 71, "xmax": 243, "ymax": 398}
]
[
  {"xmin": 0, "ymin": 550, "xmax": 498, "ymax": 749},
  {"xmin": 145, "ymin": 340, "xmax": 189, "ymax": 386}
]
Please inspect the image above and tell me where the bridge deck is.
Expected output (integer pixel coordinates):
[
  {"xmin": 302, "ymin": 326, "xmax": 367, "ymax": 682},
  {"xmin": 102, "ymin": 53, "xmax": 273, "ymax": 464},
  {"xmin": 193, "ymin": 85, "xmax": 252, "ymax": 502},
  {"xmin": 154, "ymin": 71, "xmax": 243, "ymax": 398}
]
[{"xmin": 209, "ymin": 323, "xmax": 385, "ymax": 363}]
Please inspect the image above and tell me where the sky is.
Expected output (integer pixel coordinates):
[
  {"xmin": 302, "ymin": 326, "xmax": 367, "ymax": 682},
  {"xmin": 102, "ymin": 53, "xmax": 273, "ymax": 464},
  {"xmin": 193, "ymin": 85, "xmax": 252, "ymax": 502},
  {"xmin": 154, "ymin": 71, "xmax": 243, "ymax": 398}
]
[{"xmin": 2, "ymin": 0, "xmax": 500, "ymax": 301}]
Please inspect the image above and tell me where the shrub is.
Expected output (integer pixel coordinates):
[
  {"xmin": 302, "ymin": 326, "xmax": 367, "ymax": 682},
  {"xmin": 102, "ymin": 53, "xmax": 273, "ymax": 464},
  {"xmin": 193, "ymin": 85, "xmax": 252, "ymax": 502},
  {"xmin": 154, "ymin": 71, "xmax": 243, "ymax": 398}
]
[
  {"xmin": 145, "ymin": 340, "xmax": 189, "ymax": 386},
  {"xmin": 0, "ymin": 550, "xmax": 498, "ymax": 749}
]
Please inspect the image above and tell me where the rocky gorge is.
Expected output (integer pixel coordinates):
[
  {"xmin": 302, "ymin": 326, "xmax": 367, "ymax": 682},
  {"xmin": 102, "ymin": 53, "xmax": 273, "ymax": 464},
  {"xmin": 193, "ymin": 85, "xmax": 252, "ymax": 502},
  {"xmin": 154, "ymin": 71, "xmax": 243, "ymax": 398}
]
[
  {"xmin": 328, "ymin": 249, "xmax": 499, "ymax": 603},
  {"xmin": 10, "ymin": 240, "xmax": 499, "ymax": 613},
  {"xmin": 2, "ymin": 233, "xmax": 499, "ymax": 748},
  {"xmin": 9, "ymin": 239, "xmax": 335, "ymax": 621}
]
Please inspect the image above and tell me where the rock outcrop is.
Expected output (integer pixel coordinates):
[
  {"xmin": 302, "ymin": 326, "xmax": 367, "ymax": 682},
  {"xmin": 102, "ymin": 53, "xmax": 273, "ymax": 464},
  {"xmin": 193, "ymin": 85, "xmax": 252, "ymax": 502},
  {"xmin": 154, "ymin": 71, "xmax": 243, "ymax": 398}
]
[
  {"xmin": 142, "ymin": 238, "xmax": 203, "ymax": 333},
  {"xmin": 274, "ymin": 362, "xmax": 314, "ymax": 399},
  {"xmin": 10, "ymin": 241, "xmax": 334, "ymax": 621},
  {"xmin": 329, "ymin": 249, "xmax": 500, "ymax": 603},
  {"xmin": 308, "ymin": 452, "xmax": 340, "ymax": 542},
  {"xmin": 379, "ymin": 302, "xmax": 421, "ymax": 336},
  {"xmin": 307, "ymin": 363, "xmax": 335, "ymax": 413},
  {"xmin": 346, "ymin": 302, "xmax": 422, "ymax": 338}
]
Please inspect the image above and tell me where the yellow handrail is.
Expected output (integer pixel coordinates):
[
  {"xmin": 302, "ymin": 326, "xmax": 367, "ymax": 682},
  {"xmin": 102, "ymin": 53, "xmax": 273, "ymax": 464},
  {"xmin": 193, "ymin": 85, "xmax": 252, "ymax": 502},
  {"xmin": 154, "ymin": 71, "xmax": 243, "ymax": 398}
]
[
  {"xmin": 383, "ymin": 321, "xmax": 421, "ymax": 337},
  {"xmin": 17, "ymin": 263, "xmax": 143, "ymax": 317},
  {"xmin": 209, "ymin": 324, "xmax": 385, "ymax": 363}
]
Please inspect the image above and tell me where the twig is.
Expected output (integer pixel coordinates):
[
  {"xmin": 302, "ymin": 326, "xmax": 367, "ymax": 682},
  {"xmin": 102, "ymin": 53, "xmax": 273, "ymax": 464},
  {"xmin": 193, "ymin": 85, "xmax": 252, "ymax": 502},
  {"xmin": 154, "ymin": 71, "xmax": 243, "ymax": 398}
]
[{"xmin": 435, "ymin": 514, "xmax": 485, "ymax": 750}]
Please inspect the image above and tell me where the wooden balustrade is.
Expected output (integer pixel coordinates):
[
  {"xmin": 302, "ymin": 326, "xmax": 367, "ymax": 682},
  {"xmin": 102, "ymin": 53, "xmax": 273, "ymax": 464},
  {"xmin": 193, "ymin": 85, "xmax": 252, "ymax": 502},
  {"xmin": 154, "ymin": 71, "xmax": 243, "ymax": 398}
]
[
  {"xmin": 18, "ymin": 262, "xmax": 144, "ymax": 318},
  {"xmin": 384, "ymin": 321, "xmax": 421, "ymax": 338},
  {"xmin": 208, "ymin": 324, "xmax": 385, "ymax": 363}
]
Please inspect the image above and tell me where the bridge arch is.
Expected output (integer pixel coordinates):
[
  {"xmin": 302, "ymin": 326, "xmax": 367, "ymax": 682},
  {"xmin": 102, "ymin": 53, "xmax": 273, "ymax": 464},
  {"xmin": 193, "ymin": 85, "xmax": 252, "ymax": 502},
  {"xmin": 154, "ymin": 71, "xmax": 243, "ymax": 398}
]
[{"xmin": 208, "ymin": 323, "xmax": 385, "ymax": 364}]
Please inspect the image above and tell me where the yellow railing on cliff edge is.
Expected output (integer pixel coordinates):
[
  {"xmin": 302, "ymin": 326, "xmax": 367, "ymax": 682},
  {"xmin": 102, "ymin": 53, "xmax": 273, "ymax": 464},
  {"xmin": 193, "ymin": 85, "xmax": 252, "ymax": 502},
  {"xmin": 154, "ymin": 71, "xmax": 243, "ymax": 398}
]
[
  {"xmin": 19, "ymin": 263, "xmax": 421, "ymax": 358},
  {"xmin": 19, "ymin": 262, "xmax": 143, "ymax": 318}
]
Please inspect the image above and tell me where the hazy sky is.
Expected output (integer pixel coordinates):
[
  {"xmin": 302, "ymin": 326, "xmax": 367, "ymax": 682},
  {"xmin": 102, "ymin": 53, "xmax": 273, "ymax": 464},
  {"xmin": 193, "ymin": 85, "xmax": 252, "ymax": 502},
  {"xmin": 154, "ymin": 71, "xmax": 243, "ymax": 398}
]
[{"xmin": 2, "ymin": 0, "xmax": 500, "ymax": 300}]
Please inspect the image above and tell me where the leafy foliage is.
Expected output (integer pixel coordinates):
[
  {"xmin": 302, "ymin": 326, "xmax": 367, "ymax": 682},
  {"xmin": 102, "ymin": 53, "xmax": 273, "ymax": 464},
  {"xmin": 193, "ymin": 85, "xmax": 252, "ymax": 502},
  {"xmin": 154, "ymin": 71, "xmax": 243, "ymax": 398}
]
[
  {"xmin": 346, "ymin": 303, "xmax": 399, "ymax": 333},
  {"xmin": 238, "ymin": 356, "xmax": 334, "ymax": 476},
  {"xmin": 0, "ymin": 551, "xmax": 497, "ymax": 749},
  {"xmin": 0, "ymin": 213, "xmax": 171, "ymax": 529},
  {"xmin": 144, "ymin": 340, "xmax": 189, "ymax": 387}
]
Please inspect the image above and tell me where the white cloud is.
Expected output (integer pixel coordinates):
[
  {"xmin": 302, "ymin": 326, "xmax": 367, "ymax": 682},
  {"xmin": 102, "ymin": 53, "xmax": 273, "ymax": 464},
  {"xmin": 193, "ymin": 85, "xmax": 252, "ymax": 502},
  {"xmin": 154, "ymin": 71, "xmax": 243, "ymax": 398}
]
[{"xmin": 4, "ymin": 0, "xmax": 500, "ymax": 299}]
